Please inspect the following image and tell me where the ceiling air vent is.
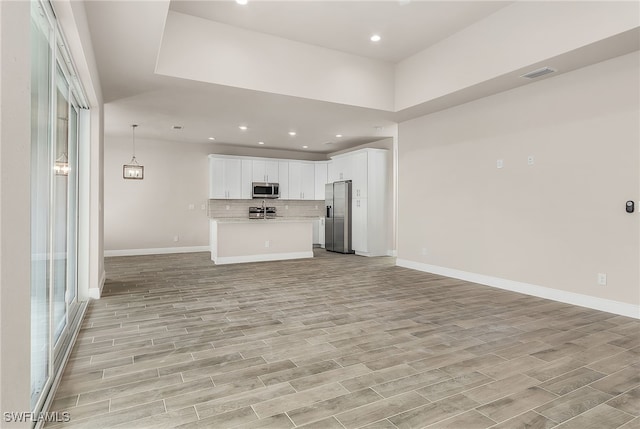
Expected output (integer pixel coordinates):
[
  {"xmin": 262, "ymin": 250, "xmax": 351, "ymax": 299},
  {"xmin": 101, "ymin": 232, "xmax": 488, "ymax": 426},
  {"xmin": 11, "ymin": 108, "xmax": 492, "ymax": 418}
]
[{"xmin": 520, "ymin": 67, "xmax": 556, "ymax": 79}]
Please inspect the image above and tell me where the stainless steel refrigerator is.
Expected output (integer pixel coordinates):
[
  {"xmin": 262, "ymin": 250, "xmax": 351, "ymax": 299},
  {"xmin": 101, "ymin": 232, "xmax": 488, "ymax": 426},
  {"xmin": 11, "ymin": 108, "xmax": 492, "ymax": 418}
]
[{"xmin": 325, "ymin": 180, "xmax": 354, "ymax": 254}]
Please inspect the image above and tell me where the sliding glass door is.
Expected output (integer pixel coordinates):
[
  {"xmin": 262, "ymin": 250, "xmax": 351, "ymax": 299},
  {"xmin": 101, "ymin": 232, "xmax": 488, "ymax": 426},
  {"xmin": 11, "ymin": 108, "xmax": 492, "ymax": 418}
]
[
  {"xmin": 30, "ymin": 0, "xmax": 83, "ymax": 412},
  {"xmin": 30, "ymin": 0, "xmax": 53, "ymax": 408}
]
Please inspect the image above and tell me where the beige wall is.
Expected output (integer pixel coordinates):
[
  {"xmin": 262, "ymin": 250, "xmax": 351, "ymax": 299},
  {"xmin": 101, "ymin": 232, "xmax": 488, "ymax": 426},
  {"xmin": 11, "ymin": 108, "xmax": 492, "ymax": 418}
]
[
  {"xmin": 158, "ymin": 11, "xmax": 395, "ymax": 111},
  {"xmin": 104, "ymin": 137, "xmax": 214, "ymax": 253},
  {"xmin": 398, "ymin": 52, "xmax": 639, "ymax": 308},
  {"xmin": 395, "ymin": 1, "xmax": 639, "ymax": 110},
  {"xmin": 0, "ymin": 1, "xmax": 31, "ymax": 423}
]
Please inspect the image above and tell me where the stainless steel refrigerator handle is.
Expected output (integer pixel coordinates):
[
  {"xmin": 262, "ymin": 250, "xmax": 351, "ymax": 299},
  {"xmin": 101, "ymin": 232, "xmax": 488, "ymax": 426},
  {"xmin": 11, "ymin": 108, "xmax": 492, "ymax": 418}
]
[{"xmin": 326, "ymin": 205, "xmax": 331, "ymax": 218}]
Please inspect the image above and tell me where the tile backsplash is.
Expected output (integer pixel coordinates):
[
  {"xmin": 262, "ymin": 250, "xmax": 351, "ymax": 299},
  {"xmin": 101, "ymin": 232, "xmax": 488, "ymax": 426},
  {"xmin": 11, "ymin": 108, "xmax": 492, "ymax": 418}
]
[{"xmin": 208, "ymin": 199, "xmax": 324, "ymax": 219}]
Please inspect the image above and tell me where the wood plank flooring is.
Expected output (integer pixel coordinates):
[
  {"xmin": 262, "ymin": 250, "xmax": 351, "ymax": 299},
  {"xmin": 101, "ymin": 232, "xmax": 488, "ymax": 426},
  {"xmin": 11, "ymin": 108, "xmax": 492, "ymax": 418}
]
[{"xmin": 47, "ymin": 250, "xmax": 640, "ymax": 428}]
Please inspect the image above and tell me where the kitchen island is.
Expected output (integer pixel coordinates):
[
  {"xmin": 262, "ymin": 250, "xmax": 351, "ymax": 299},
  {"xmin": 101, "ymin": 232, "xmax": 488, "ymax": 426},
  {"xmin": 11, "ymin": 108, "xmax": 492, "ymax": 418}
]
[{"xmin": 210, "ymin": 218, "xmax": 314, "ymax": 264}]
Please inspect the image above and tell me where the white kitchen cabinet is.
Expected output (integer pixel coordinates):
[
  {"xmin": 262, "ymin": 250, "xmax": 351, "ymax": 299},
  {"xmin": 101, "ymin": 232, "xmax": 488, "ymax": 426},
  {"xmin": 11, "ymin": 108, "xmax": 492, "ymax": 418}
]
[
  {"xmin": 241, "ymin": 159, "xmax": 253, "ymax": 199},
  {"xmin": 328, "ymin": 155, "xmax": 352, "ymax": 182},
  {"xmin": 252, "ymin": 160, "xmax": 279, "ymax": 183},
  {"xmin": 312, "ymin": 217, "xmax": 326, "ymax": 247},
  {"xmin": 330, "ymin": 148, "xmax": 389, "ymax": 256},
  {"xmin": 351, "ymin": 151, "xmax": 368, "ymax": 199},
  {"xmin": 319, "ymin": 217, "xmax": 325, "ymax": 248},
  {"xmin": 278, "ymin": 162, "xmax": 289, "ymax": 199},
  {"xmin": 314, "ymin": 162, "xmax": 328, "ymax": 201},
  {"xmin": 209, "ymin": 156, "xmax": 243, "ymax": 199},
  {"xmin": 288, "ymin": 162, "xmax": 315, "ymax": 200},
  {"xmin": 352, "ymin": 198, "xmax": 368, "ymax": 253}
]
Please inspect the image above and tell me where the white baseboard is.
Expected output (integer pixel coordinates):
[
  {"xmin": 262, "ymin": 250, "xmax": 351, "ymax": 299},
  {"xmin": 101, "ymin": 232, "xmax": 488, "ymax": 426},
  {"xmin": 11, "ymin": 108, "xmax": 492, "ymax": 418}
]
[
  {"xmin": 396, "ymin": 259, "xmax": 640, "ymax": 319},
  {"xmin": 104, "ymin": 246, "xmax": 210, "ymax": 257},
  {"xmin": 213, "ymin": 251, "xmax": 313, "ymax": 265},
  {"xmin": 87, "ymin": 270, "xmax": 106, "ymax": 299}
]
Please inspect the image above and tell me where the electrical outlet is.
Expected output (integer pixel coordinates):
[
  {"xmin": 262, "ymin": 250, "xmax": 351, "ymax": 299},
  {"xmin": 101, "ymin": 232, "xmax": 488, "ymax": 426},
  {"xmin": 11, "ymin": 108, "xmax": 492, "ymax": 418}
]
[
  {"xmin": 497, "ymin": 159, "xmax": 504, "ymax": 169},
  {"xmin": 527, "ymin": 156, "xmax": 535, "ymax": 166},
  {"xmin": 597, "ymin": 273, "xmax": 607, "ymax": 286},
  {"xmin": 188, "ymin": 204, "xmax": 195, "ymax": 210},
  {"xmin": 421, "ymin": 247, "xmax": 427, "ymax": 256},
  {"xmin": 173, "ymin": 235, "xmax": 179, "ymax": 242},
  {"xmin": 285, "ymin": 205, "xmax": 289, "ymax": 210},
  {"xmin": 264, "ymin": 240, "xmax": 270, "ymax": 248}
]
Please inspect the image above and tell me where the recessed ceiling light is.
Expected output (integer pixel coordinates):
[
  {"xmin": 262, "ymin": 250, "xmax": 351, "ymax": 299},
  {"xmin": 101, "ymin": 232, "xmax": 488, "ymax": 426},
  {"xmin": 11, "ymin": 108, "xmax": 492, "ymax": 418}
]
[
  {"xmin": 302, "ymin": 145, "xmax": 308, "ymax": 149},
  {"xmin": 258, "ymin": 141, "xmax": 265, "ymax": 145},
  {"xmin": 208, "ymin": 137, "xmax": 215, "ymax": 141},
  {"xmin": 370, "ymin": 34, "xmax": 381, "ymax": 42},
  {"xmin": 335, "ymin": 134, "xmax": 343, "ymax": 138},
  {"xmin": 239, "ymin": 125, "xmax": 248, "ymax": 131},
  {"xmin": 288, "ymin": 131, "xmax": 297, "ymax": 136},
  {"xmin": 236, "ymin": 0, "xmax": 248, "ymax": 5}
]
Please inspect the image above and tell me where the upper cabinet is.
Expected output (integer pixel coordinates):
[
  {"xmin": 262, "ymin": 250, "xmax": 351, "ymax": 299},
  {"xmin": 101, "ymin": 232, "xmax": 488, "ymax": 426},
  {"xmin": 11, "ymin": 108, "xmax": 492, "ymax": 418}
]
[
  {"xmin": 209, "ymin": 156, "xmax": 243, "ymax": 199},
  {"xmin": 328, "ymin": 155, "xmax": 352, "ymax": 183},
  {"xmin": 241, "ymin": 159, "xmax": 253, "ymax": 199},
  {"xmin": 327, "ymin": 150, "xmax": 369, "ymax": 198},
  {"xmin": 350, "ymin": 151, "xmax": 368, "ymax": 199},
  {"xmin": 314, "ymin": 162, "xmax": 328, "ymax": 201},
  {"xmin": 278, "ymin": 162, "xmax": 289, "ymax": 199},
  {"xmin": 210, "ymin": 154, "xmax": 355, "ymax": 201},
  {"xmin": 288, "ymin": 162, "xmax": 315, "ymax": 200},
  {"xmin": 252, "ymin": 160, "xmax": 279, "ymax": 183}
]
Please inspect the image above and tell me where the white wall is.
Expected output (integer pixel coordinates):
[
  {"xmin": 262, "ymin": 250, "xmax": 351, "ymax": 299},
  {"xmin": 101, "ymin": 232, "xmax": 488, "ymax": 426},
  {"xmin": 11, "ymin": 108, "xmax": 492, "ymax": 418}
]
[
  {"xmin": 395, "ymin": 1, "xmax": 640, "ymax": 111},
  {"xmin": 157, "ymin": 11, "xmax": 395, "ymax": 111},
  {"xmin": 104, "ymin": 137, "xmax": 214, "ymax": 254},
  {"xmin": 0, "ymin": 1, "xmax": 31, "ymax": 424},
  {"xmin": 397, "ymin": 52, "xmax": 639, "ymax": 316}
]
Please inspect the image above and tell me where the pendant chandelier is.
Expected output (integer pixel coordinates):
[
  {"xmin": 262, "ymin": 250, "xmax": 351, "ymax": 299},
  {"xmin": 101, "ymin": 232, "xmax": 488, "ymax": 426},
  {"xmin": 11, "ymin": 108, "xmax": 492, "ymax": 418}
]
[
  {"xmin": 123, "ymin": 124, "xmax": 143, "ymax": 180},
  {"xmin": 54, "ymin": 153, "xmax": 69, "ymax": 176}
]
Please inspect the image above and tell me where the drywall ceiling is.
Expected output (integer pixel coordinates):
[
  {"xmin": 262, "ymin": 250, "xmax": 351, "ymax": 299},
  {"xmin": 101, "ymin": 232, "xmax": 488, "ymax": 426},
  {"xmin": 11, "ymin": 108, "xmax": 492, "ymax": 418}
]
[
  {"xmin": 169, "ymin": 1, "xmax": 510, "ymax": 63},
  {"xmin": 83, "ymin": 0, "xmax": 511, "ymax": 154},
  {"xmin": 83, "ymin": 0, "xmax": 638, "ymax": 156}
]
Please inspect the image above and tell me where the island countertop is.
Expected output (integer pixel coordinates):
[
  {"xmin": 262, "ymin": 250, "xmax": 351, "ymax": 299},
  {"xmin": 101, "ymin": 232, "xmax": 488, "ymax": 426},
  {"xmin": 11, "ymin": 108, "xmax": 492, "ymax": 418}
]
[
  {"xmin": 210, "ymin": 217, "xmax": 318, "ymax": 223},
  {"xmin": 210, "ymin": 218, "xmax": 315, "ymax": 264}
]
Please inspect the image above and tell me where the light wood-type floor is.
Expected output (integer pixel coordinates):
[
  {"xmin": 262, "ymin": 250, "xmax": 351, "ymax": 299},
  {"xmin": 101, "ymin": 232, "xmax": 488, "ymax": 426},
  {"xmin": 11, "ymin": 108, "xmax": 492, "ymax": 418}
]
[{"xmin": 47, "ymin": 250, "xmax": 640, "ymax": 428}]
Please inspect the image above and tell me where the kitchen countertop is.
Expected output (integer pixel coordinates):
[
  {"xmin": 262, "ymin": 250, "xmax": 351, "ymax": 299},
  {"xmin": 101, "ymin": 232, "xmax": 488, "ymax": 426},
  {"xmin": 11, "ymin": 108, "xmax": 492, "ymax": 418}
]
[{"xmin": 211, "ymin": 217, "xmax": 320, "ymax": 223}]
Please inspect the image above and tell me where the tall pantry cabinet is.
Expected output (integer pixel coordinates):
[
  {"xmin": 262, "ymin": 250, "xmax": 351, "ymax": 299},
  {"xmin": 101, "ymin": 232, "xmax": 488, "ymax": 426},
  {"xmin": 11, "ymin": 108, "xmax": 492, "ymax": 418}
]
[{"xmin": 329, "ymin": 148, "xmax": 389, "ymax": 257}]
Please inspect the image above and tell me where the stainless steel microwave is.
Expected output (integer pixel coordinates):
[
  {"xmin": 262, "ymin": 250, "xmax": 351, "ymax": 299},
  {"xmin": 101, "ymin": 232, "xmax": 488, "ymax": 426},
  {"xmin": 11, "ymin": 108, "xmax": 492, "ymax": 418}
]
[{"xmin": 252, "ymin": 182, "xmax": 279, "ymax": 199}]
